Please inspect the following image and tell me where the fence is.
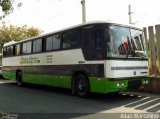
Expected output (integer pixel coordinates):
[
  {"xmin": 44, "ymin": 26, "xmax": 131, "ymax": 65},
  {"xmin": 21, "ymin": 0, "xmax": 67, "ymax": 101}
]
[{"xmin": 143, "ymin": 25, "xmax": 160, "ymax": 74}]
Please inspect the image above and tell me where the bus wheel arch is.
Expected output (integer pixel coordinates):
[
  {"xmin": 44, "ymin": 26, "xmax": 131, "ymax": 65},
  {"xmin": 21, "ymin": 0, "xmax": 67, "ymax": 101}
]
[
  {"xmin": 16, "ymin": 70, "xmax": 24, "ymax": 86},
  {"xmin": 72, "ymin": 71, "xmax": 90, "ymax": 97}
]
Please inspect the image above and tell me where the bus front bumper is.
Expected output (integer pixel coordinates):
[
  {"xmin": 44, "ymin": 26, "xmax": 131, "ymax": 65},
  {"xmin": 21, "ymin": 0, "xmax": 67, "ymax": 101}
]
[
  {"xmin": 107, "ymin": 77, "xmax": 150, "ymax": 93},
  {"xmin": 89, "ymin": 77, "xmax": 150, "ymax": 94}
]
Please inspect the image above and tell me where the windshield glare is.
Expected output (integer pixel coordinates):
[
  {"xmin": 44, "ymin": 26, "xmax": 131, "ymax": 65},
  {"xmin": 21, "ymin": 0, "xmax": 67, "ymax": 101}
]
[{"xmin": 106, "ymin": 25, "xmax": 147, "ymax": 59}]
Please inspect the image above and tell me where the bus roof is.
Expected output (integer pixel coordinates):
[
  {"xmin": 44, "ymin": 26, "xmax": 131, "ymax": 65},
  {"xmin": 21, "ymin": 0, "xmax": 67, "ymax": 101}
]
[
  {"xmin": 3, "ymin": 21, "xmax": 142, "ymax": 47},
  {"xmin": 3, "ymin": 41, "xmax": 16, "ymax": 47}
]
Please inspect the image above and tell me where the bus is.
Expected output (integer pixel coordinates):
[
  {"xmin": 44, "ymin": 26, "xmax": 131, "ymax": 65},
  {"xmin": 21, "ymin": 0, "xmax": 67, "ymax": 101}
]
[{"xmin": 2, "ymin": 21, "xmax": 150, "ymax": 97}]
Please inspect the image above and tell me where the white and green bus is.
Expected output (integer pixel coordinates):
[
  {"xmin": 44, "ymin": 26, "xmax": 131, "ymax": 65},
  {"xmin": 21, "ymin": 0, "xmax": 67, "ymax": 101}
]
[{"xmin": 2, "ymin": 21, "xmax": 149, "ymax": 97}]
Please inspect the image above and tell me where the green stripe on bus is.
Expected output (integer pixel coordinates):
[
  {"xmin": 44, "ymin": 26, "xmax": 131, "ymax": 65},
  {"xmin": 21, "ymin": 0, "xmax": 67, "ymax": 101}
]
[
  {"xmin": 3, "ymin": 71, "xmax": 16, "ymax": 80},
  {"xmin": 2, "ymin": 71, "xmax": 149, "ymax": 94},
  {"xmin": 3, "ymin": 71, "xmax": 71, "ymax": 88},
  {"xmin": 23, "ymin": 74, "xmax": 71, "ymax": 89},
  {"xmin": 3, "ymin": 71, "xmax": 109, "ymax": 93}
]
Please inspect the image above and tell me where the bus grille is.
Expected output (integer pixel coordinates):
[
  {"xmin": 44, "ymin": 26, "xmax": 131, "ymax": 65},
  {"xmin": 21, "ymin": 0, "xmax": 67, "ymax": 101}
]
[{"xmin": 128, "ymin": 80, "xmax": 142, "ymax": 89}]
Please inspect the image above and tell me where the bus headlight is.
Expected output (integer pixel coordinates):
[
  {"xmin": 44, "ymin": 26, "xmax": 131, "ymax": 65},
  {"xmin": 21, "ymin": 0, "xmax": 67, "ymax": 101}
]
[
  {"xmin": 145, "ymin": 80, "xmax": 149, "ymax": 84},
  {"xmin": 121, "ymin": 83, "xmax": 125, "ymax": 87},
  {"xmin": 116, "ymin": 82, "xmax": 120, "ymax": 87},
  {"xmin": 142, "ymin": 80, "xmax": 145, "ymax": 84},
  {"xmin": 116, "ymin": 82, "xmax": 125, "ymax": 88},
  {"xmin": 142, "ymin": 79, "xmax": 149, "ymax": 84}
]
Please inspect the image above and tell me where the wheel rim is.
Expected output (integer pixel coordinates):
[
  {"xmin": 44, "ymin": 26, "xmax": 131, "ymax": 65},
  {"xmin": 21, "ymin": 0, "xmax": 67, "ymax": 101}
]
[{"xmin": 77, "ymin": 78, "xmax": 87, "ymax": 96}]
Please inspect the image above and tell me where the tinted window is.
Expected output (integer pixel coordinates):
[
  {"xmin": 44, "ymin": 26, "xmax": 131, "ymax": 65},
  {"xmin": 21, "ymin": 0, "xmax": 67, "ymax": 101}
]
[
  {"xmin": 62, "ymin": 29, "xmax": 81, "ymax": 49},
  {"xmin": 3, "ymin": 47, "xmax": 7, "ymax": 57},
  {"xmin": 33, "ymin": 39, "xmax": 42, "ymax": 53},
  {"xmin": 91, "ymin": 28, "xmax": 103, "ymax": 59},
  {"xmin": 15, "ymin": 44, "xmax": 21, "ymax": 56},
  {"xmin": 22, "ymin": 41, "xmax": 32, "ymax": 54},
  {"xmin": 46, "ymin": 34, "xmax": 60, "ymax": 51},
  {"xmin": 82, "ymin": 26, "xmax": 103, "ymax": 60},
  {"xmin": 6, "ymin": 46, "xmax": 13, "ymax": 56},
  {"xmin": 83, "ymin": 27, "xmax": 91, "ymax": 60}
]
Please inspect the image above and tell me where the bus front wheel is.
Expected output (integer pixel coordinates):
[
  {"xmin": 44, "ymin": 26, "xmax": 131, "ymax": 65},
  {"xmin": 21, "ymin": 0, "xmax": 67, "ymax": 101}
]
[
  {"xmin": 16, "ymin": 72, "xmax": 23, "ymax": 86},
  {"xmin": 75, "ymin": 74, "xmax": 90, "ymax": 97}
]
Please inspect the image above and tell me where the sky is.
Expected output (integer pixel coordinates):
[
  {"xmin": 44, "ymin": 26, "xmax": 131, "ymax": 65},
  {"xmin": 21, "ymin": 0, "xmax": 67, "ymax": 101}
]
[{"xmin": 2, "ymin": 0, "xmax": 160, "ymax": 34}]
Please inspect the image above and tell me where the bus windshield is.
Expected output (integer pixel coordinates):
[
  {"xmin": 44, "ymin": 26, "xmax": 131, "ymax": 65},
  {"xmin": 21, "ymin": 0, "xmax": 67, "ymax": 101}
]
[{"xmin": 106, "ymin": 25, "xmax": 148, "ymax": 59}]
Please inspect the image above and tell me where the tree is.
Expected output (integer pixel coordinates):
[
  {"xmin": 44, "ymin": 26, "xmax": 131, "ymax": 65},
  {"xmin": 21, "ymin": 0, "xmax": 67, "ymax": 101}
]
[
  {"xmin": 0, "ymin": 23, "xmax": 43, "ymax": 53},
  {"xmin": 0, "ymin": 0, "xmax": 21, "ymax": 19}
]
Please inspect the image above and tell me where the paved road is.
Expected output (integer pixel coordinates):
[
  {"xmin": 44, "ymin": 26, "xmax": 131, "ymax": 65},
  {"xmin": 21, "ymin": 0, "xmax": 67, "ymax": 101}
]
[{"xmin": 0, "ymin": 79, "xmax": 160, "ymax": 119}]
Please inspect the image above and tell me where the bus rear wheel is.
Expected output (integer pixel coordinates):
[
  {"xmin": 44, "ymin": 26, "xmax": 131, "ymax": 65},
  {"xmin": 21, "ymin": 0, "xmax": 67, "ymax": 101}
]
[
  {"xmin": 16, "ymin": 72, "xmax": 23, "ymax": 86},
  {"xmin": 75, "ymin": 74, "xmax": 90, "ymax": 97}
]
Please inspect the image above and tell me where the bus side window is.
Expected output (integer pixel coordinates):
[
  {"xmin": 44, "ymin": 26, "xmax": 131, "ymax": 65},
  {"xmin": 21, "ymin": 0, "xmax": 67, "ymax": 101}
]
[
  {"xmin": 6, "ymin": 46, "xmax": 13, "ymax": 57},
  {"xmin": 46, "ymin": 34, "xmax": 61, "ymax": 51},
  {"xmin": 52, "ymin": 34, "xmax": 60, "ymax": 50},
  {"xmin": 62, "ymin": 32, "xmax": 71, "ymax": 48},
  {"xmin": 3, "ymin": 47, "xmax": 7, "ymax": 57},
  {"xmin": 83, "ymin": 26, "xmax": 92, "ymax": 60},
  {"xmin": 46, "ymin": 36, "xmax": 52, "ymax": 51},
  {"xmin": 91, "ymin": 28, "xmax": 103, "ymax": 59},
  {"xmin": 83, "ymin": 26, "xmax": 103, "ymax": 60},
  {"xmin": 22, "ymin": 41, "xmax": 32, "ymax": 54},
  {"xmin": 15, "ymin": 44, "xmax": 21, "ymax": 56},
  {"xmin": 62, "ymin": 29, "xmax": 81, "ymax": 49},
  {"xmin": 33, "ymin": 39, "xmax": 42, "ymax": 53}
]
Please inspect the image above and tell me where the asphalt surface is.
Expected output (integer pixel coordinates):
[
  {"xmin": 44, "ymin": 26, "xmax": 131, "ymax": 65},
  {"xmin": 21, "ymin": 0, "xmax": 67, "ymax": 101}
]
[{"xmin": 0, "ymin": 79, "xmax": 159, "ymax": 119}]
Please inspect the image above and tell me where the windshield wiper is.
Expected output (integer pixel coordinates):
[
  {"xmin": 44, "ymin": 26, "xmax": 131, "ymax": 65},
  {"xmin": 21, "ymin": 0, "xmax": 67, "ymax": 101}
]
[
  {"xmin": 125, "ymin": 48, "xmax": 132, "ymax": 59},
  {"xmin": 125, "ymin": 50, "xmax": 130, "ymax": 59},
  {"xmin": 125, "ymin": 39, "xmax": 135, "ymax": 60}
]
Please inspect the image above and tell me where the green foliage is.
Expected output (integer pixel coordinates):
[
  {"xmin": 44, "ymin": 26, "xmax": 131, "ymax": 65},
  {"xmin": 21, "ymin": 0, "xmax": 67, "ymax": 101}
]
[
  {"xmin": 0, "ymin": 0, "xmax": 13, "ymax": 18},
  {"xmin": 0, "ymin": 0, "xmax": 22, "ymax": 18},
  {"xmin": 0, "ymin": 23, "xmax": 43, "ymax": 52}
]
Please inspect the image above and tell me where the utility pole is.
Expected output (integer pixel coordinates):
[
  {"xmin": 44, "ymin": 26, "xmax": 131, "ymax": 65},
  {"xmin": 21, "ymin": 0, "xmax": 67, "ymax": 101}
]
[
  {"xmin": 81, "ymin": 0, "xmax": 86, "ymax": 23},
  {"xmin": 128, "ymin": 4, "xmax": 133, "ymax": 24}
]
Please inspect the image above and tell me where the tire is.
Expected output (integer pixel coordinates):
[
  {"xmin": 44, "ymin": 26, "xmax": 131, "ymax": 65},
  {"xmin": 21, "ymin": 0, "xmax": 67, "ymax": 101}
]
[
  {"xmin": 16, "ymin": 72, "xmax": 23, "ymax": 86},
  {"xmin": 110, "ymin": 92, "xmax": 120, "ymax": 96},
  {"xmin": 75, "ymin": 74, "xmax": 90, "ymax": 97}
]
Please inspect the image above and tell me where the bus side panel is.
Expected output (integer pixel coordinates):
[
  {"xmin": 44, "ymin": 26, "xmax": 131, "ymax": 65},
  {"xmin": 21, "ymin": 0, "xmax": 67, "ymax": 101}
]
[
  {"xmin": 2, "ymin": 70, "xmax": 16, "ymax": 81},
  {"xmin": 60, "ymin": 76, "xmax": 72, "ymax": 88},
  {"xmin": 89, "ymin": 77, "xmax": 107, "ymax": 93},
  {"xmin": 23, "ymin": 73, "xmax": 71, "ymax": 88}
]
